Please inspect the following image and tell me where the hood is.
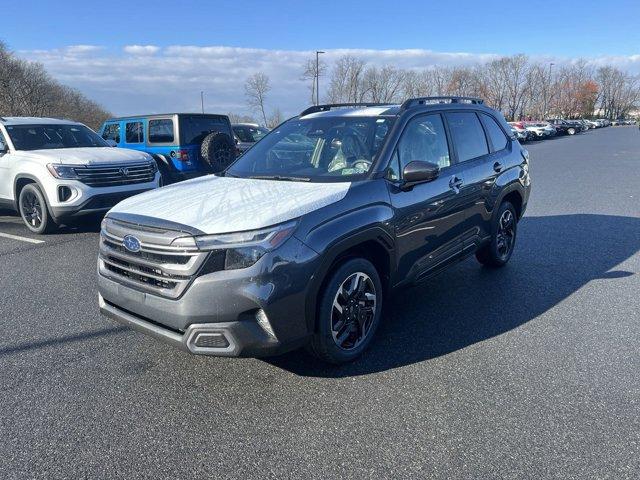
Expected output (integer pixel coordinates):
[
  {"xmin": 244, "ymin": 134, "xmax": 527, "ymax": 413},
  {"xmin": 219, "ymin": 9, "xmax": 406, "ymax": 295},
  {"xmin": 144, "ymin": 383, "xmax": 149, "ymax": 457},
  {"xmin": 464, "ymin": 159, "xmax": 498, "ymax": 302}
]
[
  {"xmin": 17, "ymin": 147, "xmax": 151, "ymax": 165},
  {"xmin": 108, "ymin": 175, "xmax": 351, "ymax": 234}
]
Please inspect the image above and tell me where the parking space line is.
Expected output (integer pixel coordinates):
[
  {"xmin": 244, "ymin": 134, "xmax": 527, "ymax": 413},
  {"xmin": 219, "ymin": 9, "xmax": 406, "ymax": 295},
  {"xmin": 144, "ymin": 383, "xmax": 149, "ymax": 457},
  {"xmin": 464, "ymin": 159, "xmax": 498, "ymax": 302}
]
[{"xmin": 0, "ymin": 232, "xmax": 44, "ymax": 244}]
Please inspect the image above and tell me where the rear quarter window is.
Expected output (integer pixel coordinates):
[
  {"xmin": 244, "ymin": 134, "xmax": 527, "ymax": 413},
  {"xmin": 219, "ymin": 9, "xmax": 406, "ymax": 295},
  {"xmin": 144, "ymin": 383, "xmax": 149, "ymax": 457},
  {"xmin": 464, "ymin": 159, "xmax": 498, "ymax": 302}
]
[
  {"xmin": 480, "ymin": 113, "xmax": 508, "ymax": 151},
  {"xmin": 148, "ymin": 119, "xmax": 175, "ymax": 144}
]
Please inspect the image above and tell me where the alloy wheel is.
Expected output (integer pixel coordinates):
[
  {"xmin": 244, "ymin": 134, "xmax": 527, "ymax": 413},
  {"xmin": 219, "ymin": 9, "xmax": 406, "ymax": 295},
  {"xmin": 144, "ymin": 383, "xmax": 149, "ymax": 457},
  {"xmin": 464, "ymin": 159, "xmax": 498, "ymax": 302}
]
[
  {"xmin": 21, "ymin": 191, "xmax": 43, "ymax": 229},
  {"xmin": 496, "ymin": 209, "xmax": 515, "ymax": 260},
  {"xmin": 330, "ymin": 272, "xmax": 377, "ymax": 350}
]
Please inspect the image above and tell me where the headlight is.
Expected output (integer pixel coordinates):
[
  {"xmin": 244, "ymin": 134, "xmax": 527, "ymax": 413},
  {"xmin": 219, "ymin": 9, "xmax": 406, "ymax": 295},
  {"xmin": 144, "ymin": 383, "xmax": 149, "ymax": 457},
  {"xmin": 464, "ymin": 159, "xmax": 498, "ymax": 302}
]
[
  {"xmin": 47, "ymin": 164, "xmax": 78, "ymax": 179},
  {"xmin": 180, "ymin": 221, "xmax": 297, "ymax": 270}
]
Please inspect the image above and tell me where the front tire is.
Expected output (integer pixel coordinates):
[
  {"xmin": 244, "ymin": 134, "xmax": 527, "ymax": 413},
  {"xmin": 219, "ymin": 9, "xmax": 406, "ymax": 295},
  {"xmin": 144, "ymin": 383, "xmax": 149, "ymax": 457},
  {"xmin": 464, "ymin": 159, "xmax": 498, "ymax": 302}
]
[
  {"xmin": 567, "ymin": 127, "xmax": 576, "ymax": 135},
  {"xmin": 307, "ymin": 258, "xmax": 383, "ymax": 364},
  {"xmin": 18, "ymin": 183, "xmax": 56, "ymax": 234},
  {"xmin": 476, "ymin": 201, "xmax": 518, "ymax": 268}
]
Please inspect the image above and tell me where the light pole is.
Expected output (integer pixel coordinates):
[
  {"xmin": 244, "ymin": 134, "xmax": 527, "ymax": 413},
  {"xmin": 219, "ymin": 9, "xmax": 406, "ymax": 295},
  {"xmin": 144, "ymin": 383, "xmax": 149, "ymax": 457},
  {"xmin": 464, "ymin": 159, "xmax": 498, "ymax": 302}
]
[
  {"xmin": 200, "ymin": 91, "xmax": 204, "ymax": 114},
  {"xmin": 545, "ymin": 62, "xmax": 554, "ymax": 118},
  {"xmin": 315, "ymin": 51, "xmax": 325, "ymax": 105}
]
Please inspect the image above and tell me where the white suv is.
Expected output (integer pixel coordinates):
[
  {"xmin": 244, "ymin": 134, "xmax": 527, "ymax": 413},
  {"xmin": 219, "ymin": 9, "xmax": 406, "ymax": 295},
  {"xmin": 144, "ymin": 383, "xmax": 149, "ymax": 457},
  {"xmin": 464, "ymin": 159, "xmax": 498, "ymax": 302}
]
[{"xmin": 0, "ymin": 117, "xmax": 159, "ymax": 233}]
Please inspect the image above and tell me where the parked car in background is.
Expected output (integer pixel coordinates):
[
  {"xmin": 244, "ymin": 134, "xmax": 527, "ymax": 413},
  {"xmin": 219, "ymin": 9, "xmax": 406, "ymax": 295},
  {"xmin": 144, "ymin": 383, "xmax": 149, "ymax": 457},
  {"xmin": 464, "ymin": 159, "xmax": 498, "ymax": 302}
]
[
  {"xmin": 575, "ymin": 118, "xmax": 593, "ymax": 132},
  {"xmin": 508, "ymin": 122, "xmax": 530, "ymax": 142},
  {"xmin": 525, "ymin": 122, "xmax": 552, "ymax": 139},
  {"xmin": 98, "ymin": 96, "xmax": 531, "ymax": 364},
  {"xmin": 510, "ymin": 127, "xmax": 528, "ymax": 142},
  {"xmin": 597, "ymin": 119, "xmax": 611, "ymax": 127},
  {"xmin": 546, "ymin": 119, "xmax": 581, "ymax": 136},
  {"xmin": 613, "ymin": 118, "xmax": 634, "ymax": 126},
  {"xmin": 100, "ymin": 113, "xmax": 236, "ymax": 185},
  {"xmin": 232, "ymin": 123, "xmax": 270, "ymax": 153},
  {"xmin": 0, "ymin": 117, "xmax": 159, "ymax": 233}
]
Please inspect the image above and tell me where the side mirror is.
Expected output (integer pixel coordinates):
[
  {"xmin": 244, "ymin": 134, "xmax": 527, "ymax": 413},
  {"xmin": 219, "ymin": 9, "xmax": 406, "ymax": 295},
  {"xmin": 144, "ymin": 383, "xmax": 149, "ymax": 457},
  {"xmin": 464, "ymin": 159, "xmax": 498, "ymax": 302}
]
[
  {"xmin": 105, "ymin": 139, "xmax": 117, "ymax": 147},
  {"xmin": 401, "ymin": 161, "xmax": 440, "ymax": 190}
]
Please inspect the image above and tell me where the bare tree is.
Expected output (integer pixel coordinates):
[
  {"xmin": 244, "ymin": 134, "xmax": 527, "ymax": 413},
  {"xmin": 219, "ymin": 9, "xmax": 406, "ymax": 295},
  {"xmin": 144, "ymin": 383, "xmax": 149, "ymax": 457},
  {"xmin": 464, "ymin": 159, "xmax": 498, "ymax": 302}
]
[
  {"xmin": 267, "ymin": 108, "xmax": 283, "ymax": 129},
  {"xmin": 327, "ymin": 55, "xmax": 367, "ymax": 103},
  {"xmin": 227, "ymin": 112, "xmax": 257, "ymax": 124},
  {"xmin": 301, "ymin": 56, "xmax": 327, "ymax": 105},
  {"xmin": 244, "ymin": 72, "xmax": 271, "ymax": 126},
  {"xmin": 0, "ymin": 41, "xmax": 111, "ymax": 129}
]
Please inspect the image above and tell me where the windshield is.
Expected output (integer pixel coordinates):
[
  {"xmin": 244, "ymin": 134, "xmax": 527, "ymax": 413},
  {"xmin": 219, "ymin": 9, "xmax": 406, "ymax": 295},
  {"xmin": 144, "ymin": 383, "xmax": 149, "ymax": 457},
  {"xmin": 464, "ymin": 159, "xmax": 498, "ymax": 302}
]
[
  {"xmin": 226, "ymin": 116, "xmax": 395, "ymax": 182},
  {"xmin": 5, "ymin": 124, "xmax": 107, "ymax": 151},
  {"xmin": 233, "ymin": 125, "xmax": 269, "ymax": 143}
]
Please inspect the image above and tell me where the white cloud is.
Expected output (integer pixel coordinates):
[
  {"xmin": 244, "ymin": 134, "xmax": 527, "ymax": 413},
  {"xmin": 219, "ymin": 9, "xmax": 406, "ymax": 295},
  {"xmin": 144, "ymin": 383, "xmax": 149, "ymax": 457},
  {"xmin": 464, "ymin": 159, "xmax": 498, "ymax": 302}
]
[
  {"xmin": 16, "ymin": 45, "xmax": 640, "ymax": 119},
  {"xmin": 123, "ymin": 45, "xmax": 161, "ymax": 56},
  {"xmin": 63, "ymin": 45, "xmax": 105, "ymax": 55}
]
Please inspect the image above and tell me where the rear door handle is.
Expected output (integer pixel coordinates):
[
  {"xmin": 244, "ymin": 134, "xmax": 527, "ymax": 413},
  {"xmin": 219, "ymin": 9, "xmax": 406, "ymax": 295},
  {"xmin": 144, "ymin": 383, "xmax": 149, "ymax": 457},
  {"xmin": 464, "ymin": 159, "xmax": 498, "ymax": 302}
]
[
  {"xmin": 493, "ymin": 162, "xmax": 504, "ymax": 173},
  {"xmin": 449, "ymin": 176, "xmax": 463, "ymax": 192}
]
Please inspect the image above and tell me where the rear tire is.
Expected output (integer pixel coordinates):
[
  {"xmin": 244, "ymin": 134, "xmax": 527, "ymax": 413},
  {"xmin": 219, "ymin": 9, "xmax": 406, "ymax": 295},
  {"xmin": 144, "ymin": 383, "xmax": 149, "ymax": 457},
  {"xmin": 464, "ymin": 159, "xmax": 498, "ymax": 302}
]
[
  {"xmin": 307, "ymin": 258, "xmax": 383, "ymax": 364},
  {"xmin": 18, "ymin": 183, "xmax": 56, "ymax": 234},
  {"xmin": 200, "ymin": 132, "xmax": 236, "ymax": 173},
  {"xmin": 476, "ymin": 201, "xmax": 517, "ymax": 268}
]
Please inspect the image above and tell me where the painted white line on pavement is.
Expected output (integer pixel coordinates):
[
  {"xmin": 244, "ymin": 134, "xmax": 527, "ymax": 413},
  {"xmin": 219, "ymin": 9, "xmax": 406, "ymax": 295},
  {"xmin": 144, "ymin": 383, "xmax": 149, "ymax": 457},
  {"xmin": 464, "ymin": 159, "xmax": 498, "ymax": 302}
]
[{"xmin": 0, "ymin": 232, "xmax": 44, "ymax": 244}]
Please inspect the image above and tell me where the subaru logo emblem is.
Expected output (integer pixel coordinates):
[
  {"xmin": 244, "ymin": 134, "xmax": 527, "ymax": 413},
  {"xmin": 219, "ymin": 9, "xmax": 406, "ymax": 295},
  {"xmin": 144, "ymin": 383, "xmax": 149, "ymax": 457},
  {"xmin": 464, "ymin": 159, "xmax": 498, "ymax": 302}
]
[
  {"xmin": 119, "ymin": 167, "xmax": 130, "ymax": 177},
  {"xmin": 123, "ymin": 235, "xmax": 141, "ymax": 253}
]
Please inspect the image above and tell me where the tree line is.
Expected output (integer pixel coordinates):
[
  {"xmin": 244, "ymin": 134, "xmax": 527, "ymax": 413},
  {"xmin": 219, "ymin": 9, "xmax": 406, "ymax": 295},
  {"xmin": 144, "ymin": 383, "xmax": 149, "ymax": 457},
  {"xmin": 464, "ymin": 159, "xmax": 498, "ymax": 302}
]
[
  {"xmin": 0, "ymin": 42, "xmax": 111, "ymax": 129},
  {"xmin": 322, "ymin": 54, "xmax": 639, "ymax": 120}
]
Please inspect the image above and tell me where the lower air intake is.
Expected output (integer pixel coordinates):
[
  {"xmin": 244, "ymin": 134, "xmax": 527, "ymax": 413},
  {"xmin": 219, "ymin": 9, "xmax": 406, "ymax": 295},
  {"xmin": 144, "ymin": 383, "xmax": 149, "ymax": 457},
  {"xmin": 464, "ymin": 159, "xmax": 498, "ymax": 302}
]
[{"xmin": 193, "ymin": 333, "xmax": 230, "ymax": 349}]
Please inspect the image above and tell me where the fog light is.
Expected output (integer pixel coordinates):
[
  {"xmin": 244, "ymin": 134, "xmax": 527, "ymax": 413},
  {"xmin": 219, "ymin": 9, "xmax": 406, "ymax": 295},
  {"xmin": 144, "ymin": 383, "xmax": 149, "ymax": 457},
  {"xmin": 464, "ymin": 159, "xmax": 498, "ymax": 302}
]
[
  {"xmin": 256, "ymin": 309, "xmax": 276, "ymax": 339},
  {"xmin": 58, "ymin": 186, "xmax": 73, "ymax": 202}
]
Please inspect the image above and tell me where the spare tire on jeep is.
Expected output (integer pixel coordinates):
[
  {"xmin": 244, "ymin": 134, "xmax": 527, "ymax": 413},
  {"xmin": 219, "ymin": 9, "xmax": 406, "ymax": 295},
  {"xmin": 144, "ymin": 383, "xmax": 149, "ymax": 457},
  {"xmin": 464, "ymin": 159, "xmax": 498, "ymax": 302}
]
[{"xmin": 200, "ymin": 132, "xmax": 236, "ymax": 173}]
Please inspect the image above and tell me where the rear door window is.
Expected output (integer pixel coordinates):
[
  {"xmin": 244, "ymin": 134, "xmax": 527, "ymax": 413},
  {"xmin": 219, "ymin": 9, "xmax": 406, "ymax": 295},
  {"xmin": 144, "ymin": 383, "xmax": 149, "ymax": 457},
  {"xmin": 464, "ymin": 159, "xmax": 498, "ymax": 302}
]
[
  {"xmin": 102, "ymin": 123, "xmax": 120, "ymax": 143},
  {"xmin": 445, "ymin": 112, "xmax": 489, "ymax": 162},
  {"xmin": 125, "ymin": 121, "xmax": 144, "ymax": 143},
  {"xmin": 148, "ymin": 119, "xmax": 175, "ymax": 144},
  {"xmin": 479, "ymin": 113, "xmax": 508, "ymax": 152}
]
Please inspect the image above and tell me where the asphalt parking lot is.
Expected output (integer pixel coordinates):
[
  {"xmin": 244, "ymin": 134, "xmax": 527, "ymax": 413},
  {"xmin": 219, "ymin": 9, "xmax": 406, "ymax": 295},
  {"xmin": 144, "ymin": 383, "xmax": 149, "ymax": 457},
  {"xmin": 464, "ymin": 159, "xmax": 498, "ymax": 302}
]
[{"xmin": 1, "ymin": 126, "xmax": 639, "ymax": 479}]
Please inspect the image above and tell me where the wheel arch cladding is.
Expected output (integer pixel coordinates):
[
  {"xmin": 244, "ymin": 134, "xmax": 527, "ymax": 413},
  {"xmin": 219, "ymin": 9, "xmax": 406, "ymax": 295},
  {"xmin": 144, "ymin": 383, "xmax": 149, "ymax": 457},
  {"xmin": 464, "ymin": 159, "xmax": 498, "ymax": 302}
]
[{"xmin": 501, "ymin": 190, "xmax": 523, "ymax": 219}]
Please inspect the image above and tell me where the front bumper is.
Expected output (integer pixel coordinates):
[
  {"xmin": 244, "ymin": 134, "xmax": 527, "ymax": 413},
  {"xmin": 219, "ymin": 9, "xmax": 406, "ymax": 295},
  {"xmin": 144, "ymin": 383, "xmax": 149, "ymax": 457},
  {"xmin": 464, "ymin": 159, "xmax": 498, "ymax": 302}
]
[
  {"xmin": 99, "ymin": 294, "xmax": 281, "ymax": 356},
  {"xmin": 97, "ymin": 234, "xmax": 320, "ymax": 357},
  {"xmin": 50, "ymin": 188, "xmax": 154, "ymax": 222},
  {"xmin": 44, "ymin": 174, "xmax": 160, "ymax": 223}
]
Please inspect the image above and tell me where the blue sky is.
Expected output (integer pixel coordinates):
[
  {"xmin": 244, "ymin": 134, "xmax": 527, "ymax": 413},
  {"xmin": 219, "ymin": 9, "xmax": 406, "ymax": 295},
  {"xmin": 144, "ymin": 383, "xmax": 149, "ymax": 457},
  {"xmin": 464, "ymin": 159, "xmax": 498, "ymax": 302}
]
[
  {"xmin": 3, "ymin": 0, "xmax": 640, "ymax": 118},
  {"xmin": 4, "ymin": 0, "xmax": 640, "ymax": 56}
]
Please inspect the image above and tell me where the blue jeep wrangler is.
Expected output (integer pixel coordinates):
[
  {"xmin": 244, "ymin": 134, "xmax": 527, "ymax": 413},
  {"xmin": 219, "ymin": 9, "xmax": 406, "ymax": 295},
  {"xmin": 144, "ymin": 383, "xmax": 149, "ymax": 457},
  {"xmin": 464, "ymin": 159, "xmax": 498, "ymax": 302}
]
[{"xmin": 99, "ymin": 113, "xmax": 236, "ymax": 184}]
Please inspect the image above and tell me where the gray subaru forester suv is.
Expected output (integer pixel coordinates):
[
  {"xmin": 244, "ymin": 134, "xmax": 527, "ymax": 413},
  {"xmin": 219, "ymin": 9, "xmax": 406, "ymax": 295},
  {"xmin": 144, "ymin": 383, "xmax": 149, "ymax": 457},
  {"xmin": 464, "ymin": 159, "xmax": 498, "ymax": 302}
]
[{"xmin": 98, "ymin": 97, "xmax": 531, "ymax": 364}]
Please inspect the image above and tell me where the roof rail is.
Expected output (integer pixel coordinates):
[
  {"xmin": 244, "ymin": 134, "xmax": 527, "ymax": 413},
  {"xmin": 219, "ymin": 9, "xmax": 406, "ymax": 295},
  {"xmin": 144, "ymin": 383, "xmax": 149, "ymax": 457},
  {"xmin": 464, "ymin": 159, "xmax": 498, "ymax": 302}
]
[
  {"xmin": 400, "ymin": 96, "xmax": 484, "ymax": 110},
  {"xmin": 299, "ymin": 103, "xmax": 395, "ymax": 117}
]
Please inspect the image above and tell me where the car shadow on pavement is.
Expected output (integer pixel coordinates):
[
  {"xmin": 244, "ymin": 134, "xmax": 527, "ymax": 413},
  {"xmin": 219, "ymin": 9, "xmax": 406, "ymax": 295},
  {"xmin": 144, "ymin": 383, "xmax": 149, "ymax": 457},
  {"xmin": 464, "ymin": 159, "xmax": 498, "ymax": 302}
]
[
  {"xmin": 0, "ymin": 210, "xmax": 102, "ymax": 235},
  {"xmin": 0, "ymin": 326, "xmax": 127, "ymax": 357},
  {"xmin": 266, "ymin": 214, "xmax": 639, "ymax": 378}
]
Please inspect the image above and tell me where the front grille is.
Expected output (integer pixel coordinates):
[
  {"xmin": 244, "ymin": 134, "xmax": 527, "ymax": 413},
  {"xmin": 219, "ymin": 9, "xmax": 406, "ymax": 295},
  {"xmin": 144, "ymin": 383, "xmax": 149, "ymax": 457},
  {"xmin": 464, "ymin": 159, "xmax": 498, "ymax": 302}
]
[
  {"xmin": 98, "ymin": 220, "xmax": 210, "ymax": 299},
  {"xmin": 102, "ymin": 235, "xmax": 192, "ymax": 264},
  {"xmin": 75, "ymin": 162, "xmax": 156, "ymax": 187}
]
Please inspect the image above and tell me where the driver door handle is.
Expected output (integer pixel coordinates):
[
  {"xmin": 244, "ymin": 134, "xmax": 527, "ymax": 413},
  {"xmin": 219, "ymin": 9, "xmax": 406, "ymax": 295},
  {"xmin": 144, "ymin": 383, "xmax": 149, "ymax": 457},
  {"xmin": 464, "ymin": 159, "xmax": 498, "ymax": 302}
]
[{"xmin": 449, "ymin": 176, "xmax": 463, "ymax": 192}]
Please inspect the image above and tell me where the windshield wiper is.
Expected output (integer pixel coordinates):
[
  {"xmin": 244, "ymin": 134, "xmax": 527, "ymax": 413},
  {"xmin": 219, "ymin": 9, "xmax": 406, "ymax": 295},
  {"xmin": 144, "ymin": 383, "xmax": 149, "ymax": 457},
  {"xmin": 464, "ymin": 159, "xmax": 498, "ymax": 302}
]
[{"xmin": 248, "ymin": 175, "xmax": 310, "ymax": 182}]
